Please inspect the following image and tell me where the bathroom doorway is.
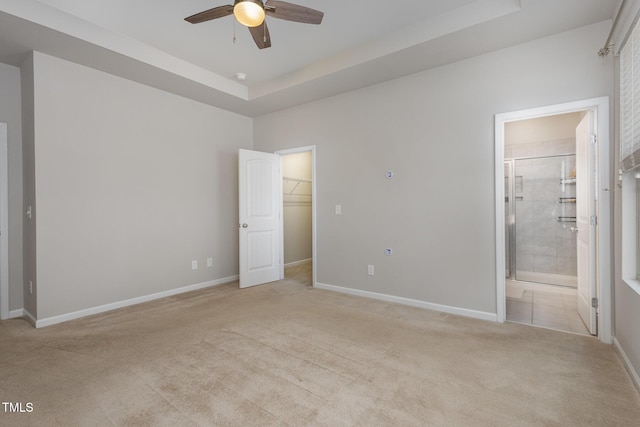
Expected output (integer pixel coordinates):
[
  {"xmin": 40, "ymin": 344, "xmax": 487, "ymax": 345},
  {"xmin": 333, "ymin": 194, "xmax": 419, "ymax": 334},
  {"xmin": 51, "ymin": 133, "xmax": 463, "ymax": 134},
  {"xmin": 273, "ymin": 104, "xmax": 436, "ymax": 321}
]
[
  {"xmin": 504, "ymin": 116, "xmax": 585, "ymax": 333},
  {"xmin": 495, "ymin": 98, "xmax": 612, "ymax": 343}
]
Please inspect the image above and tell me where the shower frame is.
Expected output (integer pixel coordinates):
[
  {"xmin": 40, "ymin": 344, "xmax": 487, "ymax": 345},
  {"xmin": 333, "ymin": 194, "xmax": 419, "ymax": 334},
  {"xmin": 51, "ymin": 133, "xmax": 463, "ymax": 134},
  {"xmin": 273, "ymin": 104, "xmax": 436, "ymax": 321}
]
[
  {"xmin": 505, "ymin": 160, "xmax": 516, "ymax": 280},
  {"xmin": 504, "ymin": 153, "xmax": 577, "ymax": 284}
]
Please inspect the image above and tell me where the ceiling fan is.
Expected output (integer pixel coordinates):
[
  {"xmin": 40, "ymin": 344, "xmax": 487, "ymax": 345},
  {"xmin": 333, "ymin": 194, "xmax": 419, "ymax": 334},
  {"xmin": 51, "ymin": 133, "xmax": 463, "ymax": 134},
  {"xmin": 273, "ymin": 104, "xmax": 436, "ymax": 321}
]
[{"xmin": 185, "ymin": 0, "xmax": 324, "ymax": 49}]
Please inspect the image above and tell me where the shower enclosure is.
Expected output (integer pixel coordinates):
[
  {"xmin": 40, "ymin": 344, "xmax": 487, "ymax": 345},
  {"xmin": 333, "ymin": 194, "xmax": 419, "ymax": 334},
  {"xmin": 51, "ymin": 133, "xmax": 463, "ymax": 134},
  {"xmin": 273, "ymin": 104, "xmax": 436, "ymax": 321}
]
[{"xmin": 504, "ymin": 154, "xmax": 577, "ymax": 287}]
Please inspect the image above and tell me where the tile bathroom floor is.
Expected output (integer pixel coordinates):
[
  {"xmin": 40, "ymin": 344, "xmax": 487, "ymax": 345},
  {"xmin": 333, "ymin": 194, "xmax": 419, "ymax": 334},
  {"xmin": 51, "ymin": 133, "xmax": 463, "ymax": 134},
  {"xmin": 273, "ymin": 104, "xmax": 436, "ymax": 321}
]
[{"xmin": 506, "ymin": 280, "xmax": 591, "ymax": 336}]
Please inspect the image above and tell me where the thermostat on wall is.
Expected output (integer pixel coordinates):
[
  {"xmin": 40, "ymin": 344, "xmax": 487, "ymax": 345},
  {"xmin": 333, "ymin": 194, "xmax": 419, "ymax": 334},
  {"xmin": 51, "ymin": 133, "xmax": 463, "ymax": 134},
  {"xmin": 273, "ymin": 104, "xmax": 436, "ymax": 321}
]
[
  {"xmin": 386, "ymin": 170, "xmax": 394, "ymax": 179},
  {"xmin": 384, "ymin": 248, "xmax": 393, "ymax": 256}
]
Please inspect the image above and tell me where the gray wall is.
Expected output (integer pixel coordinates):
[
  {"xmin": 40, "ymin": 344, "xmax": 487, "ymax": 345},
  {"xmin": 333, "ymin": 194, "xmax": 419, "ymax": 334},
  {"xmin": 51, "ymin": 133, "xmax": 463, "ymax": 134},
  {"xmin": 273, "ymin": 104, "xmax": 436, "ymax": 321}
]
[
  {"xmin": 20, "ymin": 54, "xmax": 36, "ymax": 317},
  {"xmin": 254, "ymin": 21, "xmax": 613, "ymax": 315},
  {"xmin": 0, "ymin": 62, "xmax": 23, "ymax": 313},
  {"xmin": 28, "ymin": 52, "xmax": 252, "ymax": 320}
]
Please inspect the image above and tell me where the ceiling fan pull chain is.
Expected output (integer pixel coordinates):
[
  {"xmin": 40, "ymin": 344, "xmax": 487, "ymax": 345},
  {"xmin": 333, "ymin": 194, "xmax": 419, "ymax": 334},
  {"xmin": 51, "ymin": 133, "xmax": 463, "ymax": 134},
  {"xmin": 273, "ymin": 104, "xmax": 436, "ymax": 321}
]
[
  {"xmin": 263, "ymin": 22, "xmax": 267, "ymax": 43},
  {"xmin": 233, "ymin": 19, "xmax": 237, "ymax": 44}
]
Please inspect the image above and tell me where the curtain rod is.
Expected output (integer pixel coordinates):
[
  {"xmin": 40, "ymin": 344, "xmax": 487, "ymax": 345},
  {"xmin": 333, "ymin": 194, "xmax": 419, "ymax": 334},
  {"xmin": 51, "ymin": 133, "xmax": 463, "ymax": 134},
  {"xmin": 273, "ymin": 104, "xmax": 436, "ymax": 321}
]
[{"xmin": 599, "ymin": 0, "xmax": 627, "ymax": 57}]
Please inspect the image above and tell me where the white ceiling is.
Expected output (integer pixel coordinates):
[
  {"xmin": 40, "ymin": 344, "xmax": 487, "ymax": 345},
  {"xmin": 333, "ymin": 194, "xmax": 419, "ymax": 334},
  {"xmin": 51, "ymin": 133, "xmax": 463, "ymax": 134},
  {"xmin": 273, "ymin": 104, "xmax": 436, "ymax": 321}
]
[{"xmin": 0, "ymin": 0, "xmax": 619, "ymax": 117}]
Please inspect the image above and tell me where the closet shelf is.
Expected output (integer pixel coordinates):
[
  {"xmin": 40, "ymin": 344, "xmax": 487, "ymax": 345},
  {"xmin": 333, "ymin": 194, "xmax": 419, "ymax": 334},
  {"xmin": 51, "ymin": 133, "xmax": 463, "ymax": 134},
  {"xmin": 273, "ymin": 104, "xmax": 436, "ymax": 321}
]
[
  {"xmin": 283, "ymin": 176, "xmax": 311, "ymax": 183},
  {"xmin": 283, "ymin": 176, "xmax": 312, "ymax": 196}
]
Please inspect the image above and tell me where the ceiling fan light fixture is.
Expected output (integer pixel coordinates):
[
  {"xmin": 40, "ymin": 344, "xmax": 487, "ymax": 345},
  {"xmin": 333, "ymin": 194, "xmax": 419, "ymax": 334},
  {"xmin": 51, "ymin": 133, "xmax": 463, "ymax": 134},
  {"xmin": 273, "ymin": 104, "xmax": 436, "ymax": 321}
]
[{"xmin": 233, "ymin": 0, "xmax": 265, "ymax": 27}]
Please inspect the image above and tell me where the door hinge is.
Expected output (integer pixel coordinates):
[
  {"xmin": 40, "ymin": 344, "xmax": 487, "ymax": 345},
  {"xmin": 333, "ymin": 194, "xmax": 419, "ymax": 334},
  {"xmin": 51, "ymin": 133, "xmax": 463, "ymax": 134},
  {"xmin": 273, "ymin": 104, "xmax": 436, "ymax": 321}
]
[
  {"xmin": 590, "ymin": 215, "xmax": 597, "ymax": 226},
  {"xmin": 590, "ymin": 134, "xmax": 597, "ymax": 144},
  {"xmin": 591, "ymin": 297, "xmax": 598, "ymax": 308}
]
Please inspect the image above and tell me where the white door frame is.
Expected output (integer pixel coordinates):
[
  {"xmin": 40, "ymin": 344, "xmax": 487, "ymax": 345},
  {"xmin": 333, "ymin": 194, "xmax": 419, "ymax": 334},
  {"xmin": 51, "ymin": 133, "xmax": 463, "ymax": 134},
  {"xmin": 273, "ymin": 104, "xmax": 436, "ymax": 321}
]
[
  {"xmin": 1, "ymin": 123, "xmax": 9, "ymax": 320},
  {"xmin": 275, "ymin": 146, "xmax": 317, "ymax": 287},
  {"xmin": 494, "ymin": 97, "xmax": 612, "ymax": 344}
]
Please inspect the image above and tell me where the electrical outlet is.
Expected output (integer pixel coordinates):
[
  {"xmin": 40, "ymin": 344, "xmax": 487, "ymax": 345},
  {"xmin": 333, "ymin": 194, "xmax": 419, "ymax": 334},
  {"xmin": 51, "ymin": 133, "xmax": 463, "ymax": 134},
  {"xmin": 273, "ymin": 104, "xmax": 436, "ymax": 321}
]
[
  {"xmin": 367, "ymin": 265, "xmax": 374, "ymax": 276},
  {"xmin": 191, "ymin": 260, "xmax": 198, "ymax": 270},
  {"xmin": 335, "ymin": 204, "xmax": 342, "ymax": 215},
  {"xmin": 207, "ymin": 258, "xmax": 213, "ymax": 268}
]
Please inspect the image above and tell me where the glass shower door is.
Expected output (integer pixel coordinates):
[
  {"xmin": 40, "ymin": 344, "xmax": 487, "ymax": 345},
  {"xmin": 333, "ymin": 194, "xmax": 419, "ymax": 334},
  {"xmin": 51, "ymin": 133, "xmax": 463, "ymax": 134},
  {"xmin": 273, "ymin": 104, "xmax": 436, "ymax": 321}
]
[
  {"xmin": 504, "ymin": 161, "xmax": 515, "ymax": 279},
  {"xmin": 513, "ymin": 155, "xmax": 577, "ymax": 287}
]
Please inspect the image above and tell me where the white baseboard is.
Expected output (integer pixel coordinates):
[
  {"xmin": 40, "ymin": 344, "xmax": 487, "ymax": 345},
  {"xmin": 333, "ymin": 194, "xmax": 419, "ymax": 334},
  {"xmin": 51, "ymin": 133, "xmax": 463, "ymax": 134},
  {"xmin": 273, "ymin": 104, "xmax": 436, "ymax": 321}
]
[
  {"xmin": 34, "ymin": 275, "xmax": 238, "ymax": 328},
  {"xmin": 314, "ymin": 282, "xmax": 497, "ymax": 322},
  {"xmin": 23, "ymin": 309, "xmax": 36, "ymax": 326},
  {"xmin": 614, "ymin": 337, "xmax": 640, "ymax": 393},
  {"xmin": 8, "ymin": 308, "xmax": 24, "ymax": 319},
  {"xmin": 285, "ymin": 258, "xmax": 312, "ymax": 268}
]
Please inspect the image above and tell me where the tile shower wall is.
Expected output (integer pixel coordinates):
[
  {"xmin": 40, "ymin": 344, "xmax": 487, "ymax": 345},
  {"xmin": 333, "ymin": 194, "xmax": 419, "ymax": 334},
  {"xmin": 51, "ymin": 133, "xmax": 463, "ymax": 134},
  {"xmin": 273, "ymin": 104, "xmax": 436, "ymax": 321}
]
[{"xmin": 514, "ymin": 155, "xmax": 577, "ymax": 283}]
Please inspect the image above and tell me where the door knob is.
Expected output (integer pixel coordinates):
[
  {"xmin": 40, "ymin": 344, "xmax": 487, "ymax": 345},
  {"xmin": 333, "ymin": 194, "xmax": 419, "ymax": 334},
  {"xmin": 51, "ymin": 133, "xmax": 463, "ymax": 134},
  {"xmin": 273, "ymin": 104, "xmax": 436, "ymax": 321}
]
[{"xmin": 242, "ymin": 223, "xmax": 248, "ymax": 228}]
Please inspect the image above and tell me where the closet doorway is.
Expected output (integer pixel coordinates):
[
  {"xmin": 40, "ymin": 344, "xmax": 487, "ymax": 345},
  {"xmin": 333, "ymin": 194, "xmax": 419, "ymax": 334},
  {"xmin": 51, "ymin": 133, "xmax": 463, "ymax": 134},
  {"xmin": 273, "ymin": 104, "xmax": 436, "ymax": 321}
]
[
  {"xmin": 495, "ymin": 97, "xmax": 612, "ymax": 343},
  {"xmin": 276, "ymin": 146, "xmax": 316, "ymax": 285}
]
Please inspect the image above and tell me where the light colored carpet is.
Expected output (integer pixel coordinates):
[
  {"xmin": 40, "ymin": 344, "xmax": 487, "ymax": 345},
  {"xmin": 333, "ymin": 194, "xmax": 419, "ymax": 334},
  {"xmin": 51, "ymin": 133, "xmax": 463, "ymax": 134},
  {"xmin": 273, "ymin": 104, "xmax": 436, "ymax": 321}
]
[{"xmin": 1, "ymin": 263, "xmax": 639, "ymax": 426}]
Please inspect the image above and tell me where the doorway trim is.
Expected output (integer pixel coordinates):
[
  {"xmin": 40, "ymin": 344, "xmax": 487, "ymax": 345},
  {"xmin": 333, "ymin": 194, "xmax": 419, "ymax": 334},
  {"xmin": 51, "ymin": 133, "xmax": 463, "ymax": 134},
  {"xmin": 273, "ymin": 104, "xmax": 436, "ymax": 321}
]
[
  {"xmin": 494, "ymin": 97, "xmax": 612, "ymax": 344},
  {"xmin": 275, "ymin": 146, "xmax": 317, "ymax": 287},
  {"xmin": 1, "ymin": 123, "xmax": 9, "ymax": 320}
]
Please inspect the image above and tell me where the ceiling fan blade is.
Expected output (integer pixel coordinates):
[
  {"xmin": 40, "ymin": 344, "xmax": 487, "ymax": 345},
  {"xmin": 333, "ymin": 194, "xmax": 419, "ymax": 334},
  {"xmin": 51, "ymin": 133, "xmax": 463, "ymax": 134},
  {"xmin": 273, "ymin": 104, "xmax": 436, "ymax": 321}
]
[
  {"xmin": 185, "ymin": 5, "xmax": 234, "ymax": 24},
  {"xmin": 249, "ymin": 21, "xmax": 272, "ymax": 49},
  {"xmin": 265, "ymin": 1, "xmax": 323, "ymax": 24}
]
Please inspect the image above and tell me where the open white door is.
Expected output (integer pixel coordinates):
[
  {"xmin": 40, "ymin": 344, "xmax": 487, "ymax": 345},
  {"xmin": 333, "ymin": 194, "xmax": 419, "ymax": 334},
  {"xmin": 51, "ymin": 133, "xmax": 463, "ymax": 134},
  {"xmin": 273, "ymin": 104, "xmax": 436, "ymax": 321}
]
[
  {"xmin": 575, "ymin": 112, "xmax": 597, "ymax": 335},
  {"xmin": 238, "ymin": 149, "xmax": 281, "ymax": 288}
]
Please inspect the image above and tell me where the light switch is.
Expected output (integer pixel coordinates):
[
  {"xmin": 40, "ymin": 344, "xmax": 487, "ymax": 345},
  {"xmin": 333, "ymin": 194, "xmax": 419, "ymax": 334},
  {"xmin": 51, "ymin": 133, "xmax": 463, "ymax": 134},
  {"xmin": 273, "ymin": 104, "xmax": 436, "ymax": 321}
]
[{"xmin": 335, "ymin": 204, "xmax": 342, "ymax": 215}]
